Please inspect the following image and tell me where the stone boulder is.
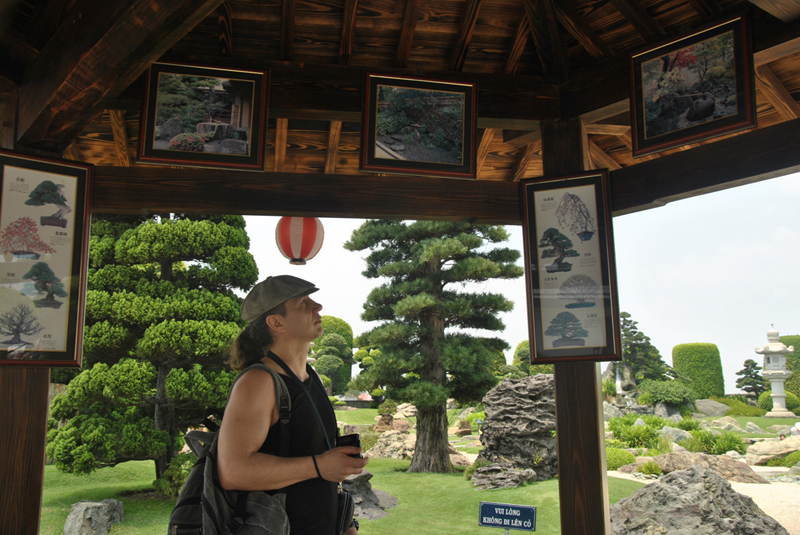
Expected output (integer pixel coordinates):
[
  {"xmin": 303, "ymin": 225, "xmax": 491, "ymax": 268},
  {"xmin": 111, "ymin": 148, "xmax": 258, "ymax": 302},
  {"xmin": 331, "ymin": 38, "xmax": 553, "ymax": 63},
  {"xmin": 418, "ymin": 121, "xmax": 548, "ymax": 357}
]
[
  {"xmin": 767, "ymin": 424, "xmax": 793, "ymax": 435},
  {"xmin": 367, "ymin": 430, "xmax": 416, "ymax": 459},
  {"xmin": 654, "ymin": 402, "xmax": 681, "ymax": 420},
  {"xmin": 746, "ymin": 436, "xmax": 800, "ymax": 465},
  {"xmin": 392, "ymin": 419, "xmax": 410, "ymax": 433},
  {"xmin": 610, "ymin": 466, "xmax": 788, "ymax": 534},
  {"xmin": 618, "ymin": 452, "xmax": 768, "ymax": 483},
  {"xmin": 658, "ymin": 425, "xmax": 692, "ymax": 444},
  {"xmin": 694, "ymin": 399, "xmax": 729, "ymax": 417},
  {"xmin": 477, "ymin": 375, "xmax": 557, "ymax": 481},
  {"xmin": 342, "ymin": 470, "xmax": 398, "ymax": 520},
  {"xmin": 745, "ymin": 421, "xmax": 766, "ymax": 434},
  {"xmin": 64, "ymin": 499, "xmax": 124, "ymax": 535},
  {"xmin": 393, "ymin": 403, "xmax": 416, "ymax": 419},
  {"xmin": 603, "ymin": 401, "xmax": 623, "ymax": 421},
  {"xmin": 456, "ymin": 419, "xmax": 472, "ymax": 437},
  {"xmin": 374, "ymin": 413, "xmax": 393, "ymax": 433},
  {"xmin": 710, "ymin": 416, "xmax": 744, "ymax": 432},
  {"xmin": 472, "ymin": 464, "xmax": 537, "ymax": 490}
]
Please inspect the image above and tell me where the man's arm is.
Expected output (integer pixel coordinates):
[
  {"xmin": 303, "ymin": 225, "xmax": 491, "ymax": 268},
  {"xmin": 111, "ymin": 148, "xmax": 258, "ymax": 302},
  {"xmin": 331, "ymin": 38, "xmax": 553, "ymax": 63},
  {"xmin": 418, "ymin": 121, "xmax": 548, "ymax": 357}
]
[{"xmin": 216, "ymin": 369, "xmax": 367, "ymax": 491}]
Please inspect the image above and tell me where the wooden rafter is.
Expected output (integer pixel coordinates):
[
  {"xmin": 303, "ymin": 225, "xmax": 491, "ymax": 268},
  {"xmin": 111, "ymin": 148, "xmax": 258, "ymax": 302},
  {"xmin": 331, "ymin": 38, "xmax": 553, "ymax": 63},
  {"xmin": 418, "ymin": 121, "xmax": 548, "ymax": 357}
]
[
  {"xmin": 16, "ymin": 0, "xmax": 225, "ymax": 152},
  {"xmin": 107, "ymin": 110, "xmax": 131, "ymax": 167},
  {"xmin": 448, "ymin": 0, "xmax": 483, "ymax": 71},
  {"xmin": 324, "ymin": 120, "xmax": 343, "ymax": 174},
  {"xmin": 339, "ymin": 0, "xmax": 359, "ymax": 65},
  {"xmin": 503, "ymin": 9, "xmax": 530, "ymax": 75},
  {"xmin": 476, "ymin": 128, "xmax": 495, "ymax": 179},
  {"xmin": 588, "ymin": 139, "xmax": 621, "ymax": 170},
  {"xmin": 584, "ymin": 124, "xmax": 630, "ymax": 136},
  {"xmin": 608, "ymin": 0, "xmax": 665, "ymax": 40},
  {"xmin": 553, "ymin": 1, "xmax": 613, "ymax": 60},
  {"xmin": 747, "ymin": 0, "xmax": 800, "ymax": 22},
  {"xmin": 274, "ymin": 118, "xmax": 289, "ymax": 172},
  {"xmin": 62, "ymin": 142, "xmax": 81, "ymax": 162},
  {"xmin": 217, "ymin": 0, "xmax": 233, "ymax": 58},
  {"xmin": 395, "ymin": 0, "xmax": 421, "ymax": 67},
  {"xmin": 512, "ymin": 141, "xmax": 540, "ymax": 181},
  {"xmin": 522, "ymin": 0, "xmax": 569, "ymax": 84},
  {"xmin": 29, "ymin": 0, "xmax": 69, "ymax": 50},
  {"xmin": 503, "ymin": 128, "xmax": 541, "ymax": 148},
  {"xmin": 687, "ymin": 0, "xmax": 721, "ymax": 17},
  {"xmin": 617, "ymin": 130, "xmax": 659, "ymax": 162},
  {"xmin": 755, "ymin": 64, "xmax": 800, "ymax": 120},
  {"xmin": 281, "ymin": 0, "xmax": 295, "ymax": 61}
]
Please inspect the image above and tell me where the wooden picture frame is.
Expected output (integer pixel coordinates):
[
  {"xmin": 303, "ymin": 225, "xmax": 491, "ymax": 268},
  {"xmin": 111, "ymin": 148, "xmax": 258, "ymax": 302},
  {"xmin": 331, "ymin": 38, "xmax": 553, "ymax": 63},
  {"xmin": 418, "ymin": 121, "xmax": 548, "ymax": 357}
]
[
  {"xmin": 520, "ymin": 171, "xmax": 621, "ymax": 364},
  {"xmin": 629, "ymin": 13, "xmax": 755, "ymax": 158},
  {"xmin": 360, "ymin": 73, "xmax": 477, "ymax": 180},
  {"xmin": 138, "ymin": 62, "xmax": 268, "ymax": 170},
  {"xmin": 0, "ymin": 150, "xmax": 92, "ymax": 367}
]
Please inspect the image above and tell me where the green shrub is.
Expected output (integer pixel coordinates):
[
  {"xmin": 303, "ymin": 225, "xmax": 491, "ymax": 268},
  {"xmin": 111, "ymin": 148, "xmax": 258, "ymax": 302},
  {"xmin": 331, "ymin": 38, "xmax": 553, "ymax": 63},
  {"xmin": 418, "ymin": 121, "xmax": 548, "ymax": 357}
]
[
  {"xmin": 378, "ymin": 399, "xmax": 398, "ymax": 415},
  {"xmin": 637, "ymin": 460, "xmax": 663, "ymax": 476},
  {"xmin": 678, "ymin": 429, "xmax": 716, "ymax": 453},
  {"xmin": 464, "ymin": 458, "xmax": 492, "ymax": 480},
  {"xmin": 709, "ymin": 431, "xmax": 746, "ymax": 455},
  {"xmin": 782, "ymin": 450, "xmax": 800, "ymax": 467},
  {"xmin": 616, "ymin": 424, "xmax": 658, "ymax": 448},
  {"xmin": 676, "ymin": 418, "xmax": 701, "ymax": 431},
  {"xmin": 718, "ymin": 398, "xmax": 766, "ymax": 417},
  {"xmin": 608, "ymin": 414, "xmax": 671, "ymax": 447},
  {"xmin": 672, "ymin": 343, "xmax": 724, "ymax": 399},
  {"xmin": 602, "ymin": 378, "xmax": 616, "ymax": 397},
  {"xmin": 606, "ymin": 448, "xmax": 636, "ymax": 471},
  {"xmin": 638, "ymin": 379, "xmax": 697, "ymax": 407},
  {"xmin": 605, "ymin": 438, "xmax": 626, "ymax": 449},
  {"xmin": 467, "ymin": 411, "xmax": 485, "ymax": 428},
  {"xmin": 360, "ymin": 431, "xmax": 379, "ymax": 453},
  {"xmin": 152, "ymin": 452, "xmax": 194, "ymax": 497},
  {"xmin": 780, "ymin": 335, "xmax": 800, "ymax": 399},
  {"xmin": 757, "ymin": 390, "xmax": 800, "ymax": 412},
  {"xmin": 651, "ymin": 435, "xmax": 673, "ymax": 455},
  {"xmin": 168, "ymin": 132, "xmax": 205, "ymax": 152}
]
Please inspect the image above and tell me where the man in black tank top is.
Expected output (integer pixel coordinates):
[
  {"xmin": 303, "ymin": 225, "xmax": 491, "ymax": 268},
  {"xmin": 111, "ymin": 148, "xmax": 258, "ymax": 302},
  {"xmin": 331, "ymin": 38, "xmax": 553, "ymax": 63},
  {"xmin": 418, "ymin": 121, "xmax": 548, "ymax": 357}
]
[{"xmin": 218, "ymin": 275, "xmax": 369, "ymax": 535}]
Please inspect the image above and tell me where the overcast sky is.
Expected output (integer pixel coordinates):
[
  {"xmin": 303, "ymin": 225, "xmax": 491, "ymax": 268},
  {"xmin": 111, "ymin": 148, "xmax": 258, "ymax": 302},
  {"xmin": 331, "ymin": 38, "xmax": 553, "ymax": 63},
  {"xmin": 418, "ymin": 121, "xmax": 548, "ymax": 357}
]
[{"xmin": 243, "ymin": 172, "xmax": 799, "ymax": 394}]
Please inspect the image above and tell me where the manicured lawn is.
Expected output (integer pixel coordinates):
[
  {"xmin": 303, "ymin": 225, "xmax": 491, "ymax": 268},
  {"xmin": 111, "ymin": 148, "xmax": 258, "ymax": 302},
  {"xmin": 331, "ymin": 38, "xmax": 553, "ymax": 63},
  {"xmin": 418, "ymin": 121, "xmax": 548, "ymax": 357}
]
[{"xmin": 699, "ymin": 415, "xmax": 798, "ymax": 438}]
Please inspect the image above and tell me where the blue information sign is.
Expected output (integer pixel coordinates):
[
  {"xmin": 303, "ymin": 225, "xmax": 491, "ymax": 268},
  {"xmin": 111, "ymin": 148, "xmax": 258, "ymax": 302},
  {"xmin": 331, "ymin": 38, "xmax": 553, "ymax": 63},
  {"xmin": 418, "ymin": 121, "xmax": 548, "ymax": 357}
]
[{"xmin": 479, "ymin": 502, "xmax": 536, "ymax": 531}]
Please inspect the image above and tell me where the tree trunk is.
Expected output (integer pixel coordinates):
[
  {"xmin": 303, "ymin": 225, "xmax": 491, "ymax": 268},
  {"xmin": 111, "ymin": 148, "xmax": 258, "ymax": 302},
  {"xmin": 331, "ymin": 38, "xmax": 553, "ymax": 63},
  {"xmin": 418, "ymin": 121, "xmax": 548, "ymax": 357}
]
[
  {"xmin": 153, "ymin": 363, "xmax": 175, "ymax": 480},
  {"xmin": 408, "ymin": 403, "xmax": 452, "ymax": 472}
]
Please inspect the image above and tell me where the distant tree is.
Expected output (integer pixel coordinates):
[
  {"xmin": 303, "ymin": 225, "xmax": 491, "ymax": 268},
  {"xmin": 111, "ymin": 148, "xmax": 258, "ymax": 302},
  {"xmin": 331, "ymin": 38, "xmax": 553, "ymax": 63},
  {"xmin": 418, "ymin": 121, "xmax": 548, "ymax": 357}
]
[
  {"xmin": 538, "ymin": 228, "xmax": 579, "ymax": 272},
  {"xmin": 314, "ymin": 355, "xmax": 345, "ymax": 393},
  {"xmin": 735, "ymin": 359, "xmax": 768, "ymax": 399},
  {"xmin": 23, "ymin": 262, "xmax": 68, "ymax": 304},
  {"xmin": 619, "ymin": 312, "xmax": 675, "ymax": 382},
  {"xmin": 345, "ymin": 220, "xmax": 521, "ymax": 473},
  {"xmin": 545, "ymin": 311, "xmax": 588, "ymax": 346},
  {"xmin": 780, "ymin": 335, "xmax": 800, "ymax": 399},
  {"xmin": 25, "ymin": 180, "xmax": 71, "ymax": 221},
  {"xmin": 511, "ymin": 340, "xmax": 553, "ymax": 375},
  {"xmin": 314, "ymin": 316, "xmax": 354, "ymax": 391}
]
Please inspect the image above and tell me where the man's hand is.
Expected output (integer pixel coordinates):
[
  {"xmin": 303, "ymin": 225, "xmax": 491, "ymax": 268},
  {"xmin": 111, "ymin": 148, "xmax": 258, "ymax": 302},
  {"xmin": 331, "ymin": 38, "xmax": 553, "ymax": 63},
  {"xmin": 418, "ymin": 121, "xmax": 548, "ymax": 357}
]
[{"xmin": 315, "ymin": 446, "xmax": 369, "ymax": 482}]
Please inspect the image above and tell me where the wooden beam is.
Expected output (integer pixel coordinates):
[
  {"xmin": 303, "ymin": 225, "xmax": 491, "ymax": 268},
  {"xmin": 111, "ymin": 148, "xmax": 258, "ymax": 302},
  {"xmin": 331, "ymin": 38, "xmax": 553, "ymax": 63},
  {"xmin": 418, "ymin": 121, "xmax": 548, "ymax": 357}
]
[
  {"xmin": 0, "ymin": 89, "xmax": 16, "ymax": 150},
  {"xmin": 687, "ymin": 0, "xmax": 721, "ymax": 17},
  {"xmin": 108, "ymin": 110, "xmax": 131, "ymax": 167},
  {"xmin": 748, "ymin": 0, "xmax": 800, "ymax": 22},
  {"xmin": 607, "ymin": 0, "xmax": 664, "ymax": 40},
  {"xmin": 448, "ymin": 0, "xmax": 482, "ymax": 71},
  {"xmin": 476, "ymin": 128, "xmax": 495, "ymax": 180},
  {"xmin": 281, "ymin": 0, "xmax": 295, "ymax": 61},
  {"xmin": 274, "ymin": 118, "xmax": 288, "ymax": 172},
  {"xmin": 503, "ymin": 10, "xmax": 530, "ymax": 75},
  {"xmin": 218, "ymin": 0, "xmax": 233, "ymax": 58},
  {"xmin": 755, "ymin": 64, "xmax": 800, "ymax": 120},
  {"xmin": 62, "ymin": 142, "xmax": 82, "ymax": 162},
  {"xmin": 553, "ymin": 1, "xmax": 613, "ymax": 60},
  {"xmin": 16, "ymin": 0, "xmax": 225, "ymax": 152},
  {"xmin": 503, "ymin": 128, "xmax": 542, "ymax": 148},
  {"xmin": 29, "ymin": 0, "xmax": 70, "ymax": 50},
  {"xmin": 339, "ymin": 0, "xmax": 359, "ymax": 65},
  {"xmin": 324, "ymin": 120, "xmax": 343, "ymax": 174},
  {"xmin": 395, "ymin": 0, "xmax": 421, "ymax": 68},
  {"xmin": 584, "ymin": 124, "xmax": 630, "ymax": 136},
  {"xmin": 512, "ymin": 141, "xmax": 540, "ymax": 181},
  {"xmin": 588, "ymin": 139, "xmax": 621, "ymax": 170},
  {"xmin": 617, "ymin": 130, "xmax": 659, "ymax": 161},
  {"xmin": 522, "ymin": 0, "xmax": 569, "ymax": 84}
]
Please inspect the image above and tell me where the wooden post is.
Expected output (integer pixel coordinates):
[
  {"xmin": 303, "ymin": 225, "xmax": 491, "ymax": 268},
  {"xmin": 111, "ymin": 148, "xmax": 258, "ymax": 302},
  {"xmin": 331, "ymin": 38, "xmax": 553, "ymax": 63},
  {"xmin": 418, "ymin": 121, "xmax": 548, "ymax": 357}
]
[
  {"xmin": 0, "ymin": 368, "xmax": 51, "ymax": 535},
  {"xmin": 541, "ymin": 119, "xmax": 611, "ymax": 535}
]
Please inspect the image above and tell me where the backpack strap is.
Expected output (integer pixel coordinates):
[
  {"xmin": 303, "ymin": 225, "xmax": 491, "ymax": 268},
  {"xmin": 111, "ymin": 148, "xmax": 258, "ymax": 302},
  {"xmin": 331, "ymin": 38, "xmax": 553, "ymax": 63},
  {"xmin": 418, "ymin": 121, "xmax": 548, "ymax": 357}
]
[{"xmin": 238, "ymin": 362, "xmax": 293, "ymax": 458}]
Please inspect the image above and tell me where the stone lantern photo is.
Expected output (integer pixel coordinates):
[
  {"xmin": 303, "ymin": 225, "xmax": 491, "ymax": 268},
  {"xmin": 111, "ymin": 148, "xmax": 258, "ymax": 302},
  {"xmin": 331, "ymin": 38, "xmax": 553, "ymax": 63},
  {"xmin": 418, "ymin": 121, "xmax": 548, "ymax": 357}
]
[{"xmin": 755, "ymin": 326, "xmax": 795, "ymax": 417}]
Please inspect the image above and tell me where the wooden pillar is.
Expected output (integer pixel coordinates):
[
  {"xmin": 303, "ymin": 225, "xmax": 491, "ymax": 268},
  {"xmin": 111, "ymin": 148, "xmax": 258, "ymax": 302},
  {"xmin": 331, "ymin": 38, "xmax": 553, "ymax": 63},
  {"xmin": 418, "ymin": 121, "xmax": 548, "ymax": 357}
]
[
  {"xmin": 541, "ymin": 119, "xmax": 610, "ymax": 535},
  {"xmin": 0, "ymin": 368, "xmax": 51, "ymax": 535}
]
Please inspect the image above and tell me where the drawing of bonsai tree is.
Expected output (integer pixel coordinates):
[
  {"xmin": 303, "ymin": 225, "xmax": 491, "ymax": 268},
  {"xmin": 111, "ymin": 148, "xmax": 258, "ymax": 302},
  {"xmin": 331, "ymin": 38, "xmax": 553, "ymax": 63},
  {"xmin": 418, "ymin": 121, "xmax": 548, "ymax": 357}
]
[
  {"xmin": 545, "ymin": 311, "xmax": 589, "ymax": 347},
  {"xmin": 0, "ymin": 302, "xmax": 43, "ymax": 346},
  {"xmin": 539, "ymin": 228, "xmax": 579, "ymax": 273},
  {"xmin": 560, "ymin": 274, "xmax": 599, "ymax": 308},
  {"xmin": 23, "ymin": 262, "xmax": 67, "ymax": 309},
  {"xmin": 25, "ymin": 180, "xmax": 72, "ymax": 228},
  {"xmin": 555, "ymin": 192, "xmax": 596, "ymax": 242},
  {"xmin": 0, "ymin": 217, "xmax": 57, "ymax": 260}
]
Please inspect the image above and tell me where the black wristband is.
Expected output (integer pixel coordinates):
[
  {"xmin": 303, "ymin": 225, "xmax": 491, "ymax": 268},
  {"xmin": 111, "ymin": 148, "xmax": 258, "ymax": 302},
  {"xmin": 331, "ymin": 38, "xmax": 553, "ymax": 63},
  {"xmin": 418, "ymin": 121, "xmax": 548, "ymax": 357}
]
[{"xmin": 311, "ymin": 455, "xmax": 322, "ymax": 479}]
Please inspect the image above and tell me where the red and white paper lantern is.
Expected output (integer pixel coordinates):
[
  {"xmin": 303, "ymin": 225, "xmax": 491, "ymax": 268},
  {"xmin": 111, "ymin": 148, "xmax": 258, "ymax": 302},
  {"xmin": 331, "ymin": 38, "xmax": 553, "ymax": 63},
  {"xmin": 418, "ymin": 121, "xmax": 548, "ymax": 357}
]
[{"xmin": 275, "ymin": 216, "xmax": 324, "ymax": 265}]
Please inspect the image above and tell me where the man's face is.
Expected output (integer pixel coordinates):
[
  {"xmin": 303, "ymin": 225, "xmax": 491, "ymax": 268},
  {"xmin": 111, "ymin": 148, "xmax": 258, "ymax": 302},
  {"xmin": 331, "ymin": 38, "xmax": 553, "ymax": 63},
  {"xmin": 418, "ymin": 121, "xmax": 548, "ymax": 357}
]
[{"xmin": 277, "ymin": 294, "xmax": 323, "ymax": 341}]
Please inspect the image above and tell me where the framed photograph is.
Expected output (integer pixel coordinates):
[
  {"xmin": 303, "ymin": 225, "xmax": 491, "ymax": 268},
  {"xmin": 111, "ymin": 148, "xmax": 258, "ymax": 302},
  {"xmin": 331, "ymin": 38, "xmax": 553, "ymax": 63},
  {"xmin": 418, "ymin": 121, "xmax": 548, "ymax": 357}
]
[
  {"xmin": 520, "ymin": 171, "xmax": 621, "ymax": 364},
  {"xmin": 138, "ymin": 62, "xmax": 268, "ymax": 170},
  {"xmin": 360, "ymin": 73, "xmax": 477, "ymax": 180},
  {"xmin": 0, "ymin": 150, "xmax": 92, "ymax": 367},
  {"xmin": 629, "ymin": 13, "xmax": 755, "ymax": 157}
]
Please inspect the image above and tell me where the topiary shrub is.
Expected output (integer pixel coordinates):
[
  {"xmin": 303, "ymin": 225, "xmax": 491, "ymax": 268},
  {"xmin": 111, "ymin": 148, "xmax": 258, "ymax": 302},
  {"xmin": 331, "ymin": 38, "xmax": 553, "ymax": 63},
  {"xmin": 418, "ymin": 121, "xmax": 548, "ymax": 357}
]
[
  {"xmin": 780, "ymin": 335, "xmax": 800, "ymax": 399},
  {"xmin": 168, "ymin": 132, "xmax": 205, "ymax": 152},
  {"xmin": 606, "ymin": 448, "xmax": 636, "ymax": 471},
  {"xmin": 638, "ymin": 379, "xmax": 697, "ymax": 407},
  {"xmin": 637, "ymin": 460, "xmax": 663, "ymax": 476},
  {"xmin": 378, "ymin": 399, "xmax": 398, "ymax": 415},
  {"xmin": 757, "ymin": 390, "xmax": 800, "ymax": 412},
  {"xmin": 672, "ymin": 343, "xmax": 724, "ymax": 399},
  {"xmin": 781, "ymin": 450, "xmax": 800, "ymax": 468}
]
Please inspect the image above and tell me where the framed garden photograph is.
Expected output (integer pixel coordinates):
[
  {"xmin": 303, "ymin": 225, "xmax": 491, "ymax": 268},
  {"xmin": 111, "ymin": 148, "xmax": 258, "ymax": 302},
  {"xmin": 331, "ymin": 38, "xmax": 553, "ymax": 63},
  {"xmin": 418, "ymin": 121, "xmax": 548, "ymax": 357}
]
[
  {"xmin": 0, "ymin": 150, "xmax": 92, "ymax": 367},
  {"xmin": 360, "ymin": 73, "xmax": 477, "ymax": 180},
  {"xmin": 629, "ymin": 13, "xmax": 755, "ymax": 157},
  {"xmin": 520, "ymin": 171, "xmax": 621, "ymax": 364},
  {"xmin": 138, "ymin": 62, "xmax": 268, "ymax": 170}
]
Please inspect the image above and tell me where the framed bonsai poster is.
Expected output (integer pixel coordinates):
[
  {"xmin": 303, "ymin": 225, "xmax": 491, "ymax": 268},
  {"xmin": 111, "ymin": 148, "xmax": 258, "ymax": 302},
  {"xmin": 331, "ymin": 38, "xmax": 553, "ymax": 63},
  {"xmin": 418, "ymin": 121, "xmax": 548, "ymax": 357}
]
[
  {"xmin": 520, "ymin": 171, "xmax": 621, "ymax": 363},
  {"xmin": 0, "ymin": 150, "xmax": 92, "ymax": 367}
]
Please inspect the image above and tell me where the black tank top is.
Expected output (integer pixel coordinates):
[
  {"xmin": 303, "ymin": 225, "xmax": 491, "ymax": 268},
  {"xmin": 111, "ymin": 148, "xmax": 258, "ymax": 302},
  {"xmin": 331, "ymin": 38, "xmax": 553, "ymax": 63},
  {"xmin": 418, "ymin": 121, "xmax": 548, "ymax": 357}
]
[{"xmin": 258, "ymin": 360, "xmax": 338, "ymax": 534}]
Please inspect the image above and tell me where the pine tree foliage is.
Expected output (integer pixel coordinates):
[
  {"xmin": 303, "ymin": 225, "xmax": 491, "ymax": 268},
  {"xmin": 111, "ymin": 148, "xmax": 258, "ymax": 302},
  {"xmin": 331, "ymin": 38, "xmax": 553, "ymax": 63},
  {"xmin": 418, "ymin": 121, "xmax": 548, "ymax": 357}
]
[
  {"xmin": 47, "ymin": 214, "xmax": 258, "ymax": 486},
  {"xmin": 344, "ymin": 220, "xmax": 522, "ymax": 473},
  {"xmin": 620, "ymin": 312, "xmax": 675, "ymax": 382},
  {"xmin": 735, "ymin": 359, "xmax": 768, "ymax": 398}
]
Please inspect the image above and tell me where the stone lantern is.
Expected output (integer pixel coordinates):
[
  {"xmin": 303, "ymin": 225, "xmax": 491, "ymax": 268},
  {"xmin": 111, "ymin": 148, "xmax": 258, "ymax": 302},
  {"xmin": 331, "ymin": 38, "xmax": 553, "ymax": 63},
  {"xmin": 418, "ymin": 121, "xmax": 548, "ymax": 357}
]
[{"xmin": 754, "ymin": 325, "xmax": 795, "ymax": 417}]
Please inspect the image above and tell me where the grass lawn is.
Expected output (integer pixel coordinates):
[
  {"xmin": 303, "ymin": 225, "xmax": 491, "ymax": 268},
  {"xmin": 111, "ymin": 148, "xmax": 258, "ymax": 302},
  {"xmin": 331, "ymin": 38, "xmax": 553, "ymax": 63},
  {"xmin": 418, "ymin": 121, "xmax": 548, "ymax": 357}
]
[{"xmin": 699, "ymin": 415, "xmax": 798, "ymax": 438}]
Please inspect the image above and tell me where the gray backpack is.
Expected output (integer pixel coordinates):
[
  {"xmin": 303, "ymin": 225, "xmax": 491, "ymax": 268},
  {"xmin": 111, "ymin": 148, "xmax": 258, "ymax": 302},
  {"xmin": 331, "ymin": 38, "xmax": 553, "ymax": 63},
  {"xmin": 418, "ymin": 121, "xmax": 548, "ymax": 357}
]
[{"xmin": 168, "ymin": 363, "xmax": 292, "ymax": 535}]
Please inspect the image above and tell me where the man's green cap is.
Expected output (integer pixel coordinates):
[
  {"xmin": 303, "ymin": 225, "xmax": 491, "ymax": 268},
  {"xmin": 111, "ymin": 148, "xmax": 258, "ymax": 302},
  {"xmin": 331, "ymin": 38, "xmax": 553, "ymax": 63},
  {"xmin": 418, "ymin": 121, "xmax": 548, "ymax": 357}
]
[{"xmin": 241, "ymin": 275, "xmax": 318, "ymax": 323}]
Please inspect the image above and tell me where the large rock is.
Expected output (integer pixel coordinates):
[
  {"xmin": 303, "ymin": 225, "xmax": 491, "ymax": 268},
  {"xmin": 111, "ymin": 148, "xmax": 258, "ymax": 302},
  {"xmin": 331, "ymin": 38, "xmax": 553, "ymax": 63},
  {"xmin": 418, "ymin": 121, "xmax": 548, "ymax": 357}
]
[
  {"xmin": 694, "ymin": 399, "xmax": 729, "ymax": 417},
  {"xmin": 618, "ymin": 452, "xmax": 768, "ymax": 483},
  {"xmin": 342, "ymin": 470, "xmax": 398, "ymax": 520},
  {"xmin": 603, "ymin": 401, "xmax": 623, "ymax": 421},
  {"xmin": 654, "ymin": 402, "xmax": 681, "ymax": 420},
  {"xmin": 610, "ymin": 466, "xmax": 788, "ymax": 534},
  {"xmin": 710, "ymin": 416, "xmax": 744, "ymax": 432},
  {"xmin": 746, "ymin": 436, "xmax": 800, "ymax": 465},
  {"xmin": 472, "ymin": 464, "xmax": 537, "ymax": 490},
  {"xmin": 64, "ymin": 499, "xmax": 124, "ymax": 535},
  {"xmin": 393, "ymin": 403, "xmax": 417, "ymax": 419},
  {"xmin": 658, "ymin": 425, "xmax": 692, "ymax": 444},
  {"xmin": 367, "ymin": 430, "xmax": 416, "ymax": 459},
  {"xmin": 745, "ymin": 421, "xmax": 766, "ymax": 434},
  {"xmin": 374, "ymin": 413, "xmax": 393, "ymax": 433},
  {"xmin": 477, "ymin": 375, "xmax": 557, "ymax": 481}
]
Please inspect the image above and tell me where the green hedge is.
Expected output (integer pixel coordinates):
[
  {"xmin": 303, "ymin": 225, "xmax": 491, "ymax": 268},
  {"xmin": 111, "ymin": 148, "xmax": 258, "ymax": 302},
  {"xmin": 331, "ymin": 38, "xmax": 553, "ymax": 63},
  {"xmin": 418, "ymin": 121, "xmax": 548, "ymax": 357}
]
[
  {"xmin": 781, "ymin": 335, "xmax": 800, "ymax": 399},
  {"xmin": 672, "ymin": 343, "xmax": 724, "ymax": 399},
  {"xmin": 638, "ymin": 379, "xmax": 696, "ymax": 407},
  {"xmin": 606, "ymin": 448, "xmax": 636, "ymax": 471},
  {"xmin": 757, "ymin": 390, "xmax": 800, "ymax": 413}
]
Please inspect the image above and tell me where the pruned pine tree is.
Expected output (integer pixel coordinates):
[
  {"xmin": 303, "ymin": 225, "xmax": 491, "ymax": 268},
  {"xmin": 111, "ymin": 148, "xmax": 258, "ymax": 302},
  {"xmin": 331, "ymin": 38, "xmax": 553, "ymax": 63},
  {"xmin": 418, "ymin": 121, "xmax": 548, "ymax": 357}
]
[
  {"xmin": 46, "ymin": 214, "xmax": 258, "ymax": 489},
  {"xmin": 345, "ymin": 220, "xmax": 522, "ymax": 473},
  {"xmin": 735, "ymin": 359, "xmax": 768, "ymax": 399}
]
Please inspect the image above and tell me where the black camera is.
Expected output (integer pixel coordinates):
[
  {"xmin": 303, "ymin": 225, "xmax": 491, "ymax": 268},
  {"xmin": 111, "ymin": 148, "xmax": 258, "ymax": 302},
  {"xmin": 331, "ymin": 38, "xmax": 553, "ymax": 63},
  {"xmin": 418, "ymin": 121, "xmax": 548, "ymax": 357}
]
[{"xmin": 336, "ymin": 433, "xmax": 363, "ymax": 458}]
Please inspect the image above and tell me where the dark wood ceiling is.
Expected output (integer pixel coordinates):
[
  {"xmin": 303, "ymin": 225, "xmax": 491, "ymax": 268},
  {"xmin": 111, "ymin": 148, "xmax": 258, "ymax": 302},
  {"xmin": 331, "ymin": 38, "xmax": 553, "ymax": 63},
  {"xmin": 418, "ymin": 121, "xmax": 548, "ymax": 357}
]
[{"xmin": 1, "ymin": 0, "xmax": 800, "ymax": 186}]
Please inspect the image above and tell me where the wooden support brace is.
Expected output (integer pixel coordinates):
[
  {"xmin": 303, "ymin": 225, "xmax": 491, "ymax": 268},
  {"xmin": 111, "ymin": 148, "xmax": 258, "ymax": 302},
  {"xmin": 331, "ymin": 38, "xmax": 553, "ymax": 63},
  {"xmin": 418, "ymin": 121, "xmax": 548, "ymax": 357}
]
[
  {"xmin": 475, "ymin": 128, "xmax": 496, "ymax": 180},
  {"xmin": 274, "ymin": 118, "xmax": 289, "ymax": 172},
  {"xmin": 755, "ymin": 64, "xmax": 800, "ymax": 121},
  {"xmin": 513, "ymin": 141, "xmax": 540, "ymax": 181},
  {"xmin": 108, "ymin": 110, "xmax": 131, "ymax": 167},
  {"xmin": 324, "ymin": 120, "xmax": 343, "ymax": 174},
  {"xmin": 588, "ymin": 139, "xmax": 621, "ymax": 170}
]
